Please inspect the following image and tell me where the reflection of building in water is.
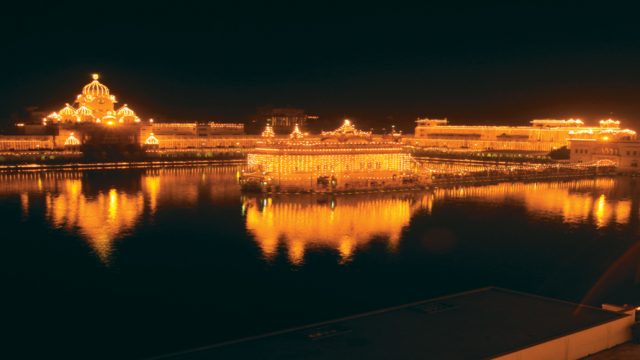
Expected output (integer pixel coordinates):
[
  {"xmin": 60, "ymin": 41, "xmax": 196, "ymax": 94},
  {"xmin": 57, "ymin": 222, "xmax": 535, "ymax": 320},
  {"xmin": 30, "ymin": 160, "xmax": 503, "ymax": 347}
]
[
  {"xmin": 141, "ymin": 166, "xmax": 241, "ymax": 210},
  {"xmin": 432, "ymin": 178, "xmax": 635, "ymax": 227},
  {"xmin": 243, "ymin": 177, "xmax": 637, "ymax": 266},
  {"xmin": 1, "ymin": 166, "xmax": 242, "ymax": 264},
  {"xmin": 243, "ymin": 194, "xmax": 431, "ymax": 264},
  {"xmin": 46, "ymin": 180, "xmax": 144, "ymax": 263}
]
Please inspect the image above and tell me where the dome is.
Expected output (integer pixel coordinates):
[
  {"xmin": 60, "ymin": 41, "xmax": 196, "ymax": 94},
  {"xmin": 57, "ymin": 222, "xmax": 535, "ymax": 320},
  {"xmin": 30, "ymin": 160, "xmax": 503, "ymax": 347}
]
[
  {"xmin": 75, "ymin": 105, "xmax": 93, "ymax": 117},
  {"xmin": 82, "ymin": 74, "xmax": 110, "ymax": 97},
  {"xmin": 145, "ymin": 133, "xmax": 159, "ymax": 145},
  {"xmin": 59, "ymin": 103, "xmax": 76, "ymax": 117},
  {"xmin": 64, "ymin": 133, "xmax": 81, "ymax": 146},
  {"xmin": 47, "ymin": 112, "xmax": 61, "ymax": 121},
  {"xmin": 116, "ymin": 104, "xmax": 136, "ymax": 117}
]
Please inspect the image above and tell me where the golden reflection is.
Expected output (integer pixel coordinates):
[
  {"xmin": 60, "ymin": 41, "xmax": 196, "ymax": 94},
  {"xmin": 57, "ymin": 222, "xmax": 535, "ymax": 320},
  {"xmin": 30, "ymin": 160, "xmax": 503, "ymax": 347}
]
[
  {"xmin": 142, "ymin": 175, "xmax": 160, "ymax": 214},
  {"xmin": 0, "ymin": 166, "xmax": 241, "ymax": 264},
  {"xmin": 244, "ymin": 194, "xmax": 430, "ymax": 264},
  {"xmin": 595, "ymin": 194, "xmax": 607, "ymax": 227},
  {"xmin": 20, "ymin": 192, "xmax": 29, "ymax": 217},
  {"xmin": 46, "ymin": 181, "xmax": 144, "ymax": 264},
  {"xmin": 432, "ymin": 178, "xmax": 631, "ymax": 227},
  {"xmin": 615, "ymin": 200, "xmax": 632, "ymax": 225},
  {"xmin": 244, "ymin": 177, "xmax": 637, "ymax": 265}
]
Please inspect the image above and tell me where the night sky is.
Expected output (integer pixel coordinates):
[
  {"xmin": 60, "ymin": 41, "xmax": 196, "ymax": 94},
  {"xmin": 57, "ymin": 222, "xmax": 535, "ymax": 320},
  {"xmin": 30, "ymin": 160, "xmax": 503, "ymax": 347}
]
[{"xmin": 2, "ymin": 2, "xmax": 640, "ymax": 132}]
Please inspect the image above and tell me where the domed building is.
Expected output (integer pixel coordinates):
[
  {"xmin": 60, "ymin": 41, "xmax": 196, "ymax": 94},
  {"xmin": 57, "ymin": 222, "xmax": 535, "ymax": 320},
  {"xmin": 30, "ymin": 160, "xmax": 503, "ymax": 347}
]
[
  {"xmin": 48, "ymin": 74, "xmax": 140, "ymax": 125},
  {"xmin": 0, "ymin": 73, "xmax": 250, "ymax": 153}
]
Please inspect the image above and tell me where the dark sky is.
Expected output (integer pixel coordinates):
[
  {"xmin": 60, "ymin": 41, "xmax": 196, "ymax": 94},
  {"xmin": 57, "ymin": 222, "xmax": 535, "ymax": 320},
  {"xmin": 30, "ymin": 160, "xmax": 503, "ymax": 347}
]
[{"xmin": 2, "ymin": 2, "xmax": 640, "ymax": 132}]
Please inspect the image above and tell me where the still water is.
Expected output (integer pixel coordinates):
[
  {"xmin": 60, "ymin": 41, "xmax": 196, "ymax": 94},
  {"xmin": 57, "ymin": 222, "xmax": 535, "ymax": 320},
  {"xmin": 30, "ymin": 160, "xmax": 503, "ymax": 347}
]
[{"xmin": 2, "ymin": 165, "xmax": 639, "ymax": 359}]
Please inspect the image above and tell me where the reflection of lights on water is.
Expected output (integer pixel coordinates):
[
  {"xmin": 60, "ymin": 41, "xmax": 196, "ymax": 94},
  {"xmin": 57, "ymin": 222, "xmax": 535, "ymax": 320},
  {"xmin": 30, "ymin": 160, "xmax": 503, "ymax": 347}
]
[
  {"xmin": 3, "ymin": 166, "xmax": 242, "ymax": 264},
  {"xmin": 4, "ymin": 168, "xmax": 635, "ymax": 268},
  {"xmin": 288, "ymin": 239, "xmax": 305, "ymax": 265},
  {"xmin": 245, "ymin": 195, "xmax": 424, "ymax": 264},
  {"xmin": 595, "ymin": 194, "xmax": 606, "ymax": 228},
  {"xmin": 432, "ymin": 179, "xmax": 626, "ymax": 227},
  {"xmin": 44, "ymin": 181, "xmax": 144, "ymax": 264},
  {"xmin": 338, "ymin": 235, "xmax": 355, "ymax": 264},
  {"xmin": 20, "ymin": 192, "xmax": 29, "ymax": 217},
  {"xmin": 245, "ymin": 178, "xmax": 634, "ymax": 265}
]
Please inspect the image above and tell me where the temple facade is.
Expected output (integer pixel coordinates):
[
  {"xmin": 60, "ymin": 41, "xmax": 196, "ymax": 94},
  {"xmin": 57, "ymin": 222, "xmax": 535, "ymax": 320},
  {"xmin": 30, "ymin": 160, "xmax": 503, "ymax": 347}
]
[
  {"xmin": 241, "ymin": 120, "xmax": 418, "ymax": 192},
  {"xmin": 412, "ymin": 118, "xmax": 634, "ymax": 152}
]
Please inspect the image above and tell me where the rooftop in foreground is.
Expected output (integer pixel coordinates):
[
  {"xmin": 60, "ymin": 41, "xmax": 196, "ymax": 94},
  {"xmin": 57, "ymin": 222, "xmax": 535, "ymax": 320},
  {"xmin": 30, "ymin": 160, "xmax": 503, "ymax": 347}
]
[{"xmin": 154, "ymin": 287, "xmax": 630, "ymax": 360}]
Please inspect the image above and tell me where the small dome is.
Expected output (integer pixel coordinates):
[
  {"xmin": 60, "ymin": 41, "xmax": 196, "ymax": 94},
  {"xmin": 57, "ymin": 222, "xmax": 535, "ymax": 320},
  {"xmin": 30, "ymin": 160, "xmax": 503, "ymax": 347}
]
[
  {"xmin": 64, "ymin": 133, "xmax": 81, "ymax": 146},
  {"xmin": 82, "ymin": 74, "xmax": 110, "ymax": 97},
  {"xmin": 117, "ymin": 104, "xmax": 136, "ymax": 117},
  {"xmin": 75, "ymin": 105, "xmax": 93, "ymax": 117},
  {"xmin": 145, "ymin": 133, "xmax": 159, "ymax": 145},
  {"xmin": 59, "ymin": 103, "xmax": 76, "ymax": 117}
]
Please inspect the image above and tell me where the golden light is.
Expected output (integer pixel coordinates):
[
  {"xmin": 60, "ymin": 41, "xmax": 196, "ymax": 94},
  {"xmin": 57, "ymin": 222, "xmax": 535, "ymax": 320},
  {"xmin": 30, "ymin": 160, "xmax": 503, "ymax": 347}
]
[
  {"xmin": 245, "ymin": 195, "xmax": 420, "ymax": 264},
  {"xmin": 145, "ymin": 133, "xmax": 160, "ymax": 145},
  {"xmin": 107, "ymin": 120, "xmax": 114, "ymax": 126},
  {"xmin": 44, "ymin": 180, "xmax": 144, "ymax": 264},
  {"xmin": 92, "ymin": 73, "xmax": 99, "ymax": 80}
]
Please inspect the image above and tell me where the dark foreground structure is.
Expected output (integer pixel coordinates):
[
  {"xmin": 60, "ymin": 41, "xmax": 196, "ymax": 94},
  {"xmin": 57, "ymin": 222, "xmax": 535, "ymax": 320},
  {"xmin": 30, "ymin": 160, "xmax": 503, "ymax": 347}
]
[{"xmin": 153, "ymin": 288, "xmax": 635, "ymax": 360}]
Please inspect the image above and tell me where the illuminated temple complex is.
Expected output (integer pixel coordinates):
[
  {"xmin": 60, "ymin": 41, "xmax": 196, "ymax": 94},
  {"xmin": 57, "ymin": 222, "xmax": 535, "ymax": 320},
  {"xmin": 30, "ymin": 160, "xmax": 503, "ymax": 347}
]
[
  {"xmin": 1, "ymin": 73, "xmax": 639, "ymax": 174},
  {"xmin": 241, "ymin": 120, "xmax": 418, "ymax": 192},
  {"xmin": 0, "ymin": 74, "xmax": 252, "ymax": 152}
]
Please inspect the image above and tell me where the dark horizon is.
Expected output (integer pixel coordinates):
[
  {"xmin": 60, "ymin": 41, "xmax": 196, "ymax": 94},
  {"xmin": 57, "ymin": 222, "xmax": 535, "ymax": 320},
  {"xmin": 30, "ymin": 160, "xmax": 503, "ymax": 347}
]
[{"xmin": 3, "ymin": 2, "xmax": 640, "ymax": 132}]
